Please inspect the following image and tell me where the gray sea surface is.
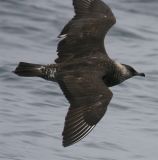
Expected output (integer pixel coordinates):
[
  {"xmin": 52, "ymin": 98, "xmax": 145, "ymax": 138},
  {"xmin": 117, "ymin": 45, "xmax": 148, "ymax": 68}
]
[{"xmin": 0, "ymin": 0, "xmax": 158, "ymax": 160}]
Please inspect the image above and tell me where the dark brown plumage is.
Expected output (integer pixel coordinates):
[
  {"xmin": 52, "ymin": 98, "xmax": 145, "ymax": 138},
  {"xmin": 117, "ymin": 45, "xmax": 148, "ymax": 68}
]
[
  {"xmin": 55, "ymin": 0, "xmax": 116, "ymax": 147},
  {"xmin": 14, "ymin": 0, "xmax": 145, "ymax": 147},
  {"xmin": 56, "ymin": 0, "xmax": 116, "ymax": 63}
]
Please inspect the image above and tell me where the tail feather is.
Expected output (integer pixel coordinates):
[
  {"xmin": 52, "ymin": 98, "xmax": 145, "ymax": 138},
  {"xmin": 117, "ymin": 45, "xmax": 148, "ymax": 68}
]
[{"xmin": 14, "ymin": 62, "xmax": 45, "ymax": 77}]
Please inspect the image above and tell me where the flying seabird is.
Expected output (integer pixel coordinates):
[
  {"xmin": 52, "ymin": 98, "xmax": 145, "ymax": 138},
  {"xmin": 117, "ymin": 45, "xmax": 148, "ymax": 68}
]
[{"xmin": 14, "ymin": 0, "xmax": 145, "ymax": 147}]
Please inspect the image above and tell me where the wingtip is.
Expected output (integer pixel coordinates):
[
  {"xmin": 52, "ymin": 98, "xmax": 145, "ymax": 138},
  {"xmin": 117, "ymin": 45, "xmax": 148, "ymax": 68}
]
[
  {"xmin": 62, "ymin": 141, "xmax": 71, "ymax": 147},
  {"xmin": 62, "ymin": 143, "xmax": 67, "ymax": 147}
]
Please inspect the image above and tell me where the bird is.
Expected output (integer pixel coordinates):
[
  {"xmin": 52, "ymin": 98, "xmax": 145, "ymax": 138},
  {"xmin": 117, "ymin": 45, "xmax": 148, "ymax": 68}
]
[{"xmin": 14, "ymin": 0, "xmax": 145, "ymax": 147}]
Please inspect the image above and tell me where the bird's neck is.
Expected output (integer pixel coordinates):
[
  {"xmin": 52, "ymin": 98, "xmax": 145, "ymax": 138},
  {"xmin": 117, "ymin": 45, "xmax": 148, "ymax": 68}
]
[
  {"xmin": 103, "ymin": 61, "xmax": 130, "ymax": 87},
  {"xmin": 113, "ymin": 61, "xmax": 131, "ymax": 82},
  {"xmin": 114, "ymin": 62, "xmax": 129, "ymax": 76}
]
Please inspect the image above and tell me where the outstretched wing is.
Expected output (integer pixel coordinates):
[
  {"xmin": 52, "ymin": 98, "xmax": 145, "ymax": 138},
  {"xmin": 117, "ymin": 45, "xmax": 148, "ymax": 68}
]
[
  {"xmin": 55, "ymin": 0, "xmax": 116, "ymax": 63},
  {"xmin": 56, "ymin": 72, "xmax": 113, "ymax": 147}
]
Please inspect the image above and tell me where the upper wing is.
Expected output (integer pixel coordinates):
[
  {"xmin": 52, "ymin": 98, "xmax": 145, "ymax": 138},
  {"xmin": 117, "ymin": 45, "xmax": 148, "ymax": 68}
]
[
  {"xmin": 56, "ymin": 72, "xmax": 113, "ymax": 147},
  {"xmin": 55, "ymin": 0, "xmax": 116, "ymax": 63}
]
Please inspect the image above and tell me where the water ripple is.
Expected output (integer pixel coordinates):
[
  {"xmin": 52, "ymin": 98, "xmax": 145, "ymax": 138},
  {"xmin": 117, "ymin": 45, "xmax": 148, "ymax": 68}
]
[{"xmin": 0, "ymin": 0, "xmax": 158, "ymax": 160}]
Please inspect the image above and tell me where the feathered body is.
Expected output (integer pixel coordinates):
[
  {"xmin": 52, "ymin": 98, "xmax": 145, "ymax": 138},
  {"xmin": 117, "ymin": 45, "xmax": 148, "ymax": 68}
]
[{"xmin": 14, "ymin": 0, "xmax": 145, "ymax": 147}]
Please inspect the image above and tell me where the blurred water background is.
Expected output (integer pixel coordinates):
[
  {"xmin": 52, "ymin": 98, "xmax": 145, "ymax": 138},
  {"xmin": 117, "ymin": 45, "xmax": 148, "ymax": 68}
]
[{"xmin": 0, "ymin": 0, "xmax": 158, "ymax": 159}]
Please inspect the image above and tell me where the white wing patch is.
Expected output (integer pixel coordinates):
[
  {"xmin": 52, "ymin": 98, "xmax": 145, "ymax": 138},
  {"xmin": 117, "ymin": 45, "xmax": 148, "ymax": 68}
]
[{"xmin": 58, "ymin": 34, "xmax": 67, "ymax": 39}]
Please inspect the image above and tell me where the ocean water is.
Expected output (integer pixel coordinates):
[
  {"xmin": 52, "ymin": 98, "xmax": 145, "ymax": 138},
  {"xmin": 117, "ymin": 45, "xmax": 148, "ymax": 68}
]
[{"xmin": 0, "ymin": 0, "xmax": 158, "ymax": 160}]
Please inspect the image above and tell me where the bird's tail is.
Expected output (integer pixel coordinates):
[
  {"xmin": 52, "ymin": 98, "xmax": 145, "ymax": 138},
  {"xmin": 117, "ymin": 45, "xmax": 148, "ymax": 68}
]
[{"xmin": 14, "ymin": 62, "xmax": 45, "ymax": 77}]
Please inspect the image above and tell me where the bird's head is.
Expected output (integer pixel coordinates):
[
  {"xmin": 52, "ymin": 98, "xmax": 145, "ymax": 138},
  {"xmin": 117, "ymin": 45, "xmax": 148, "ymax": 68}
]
[{"xmin": 122, "ymin": 64, "xmax": 145, "ymax": 78}]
